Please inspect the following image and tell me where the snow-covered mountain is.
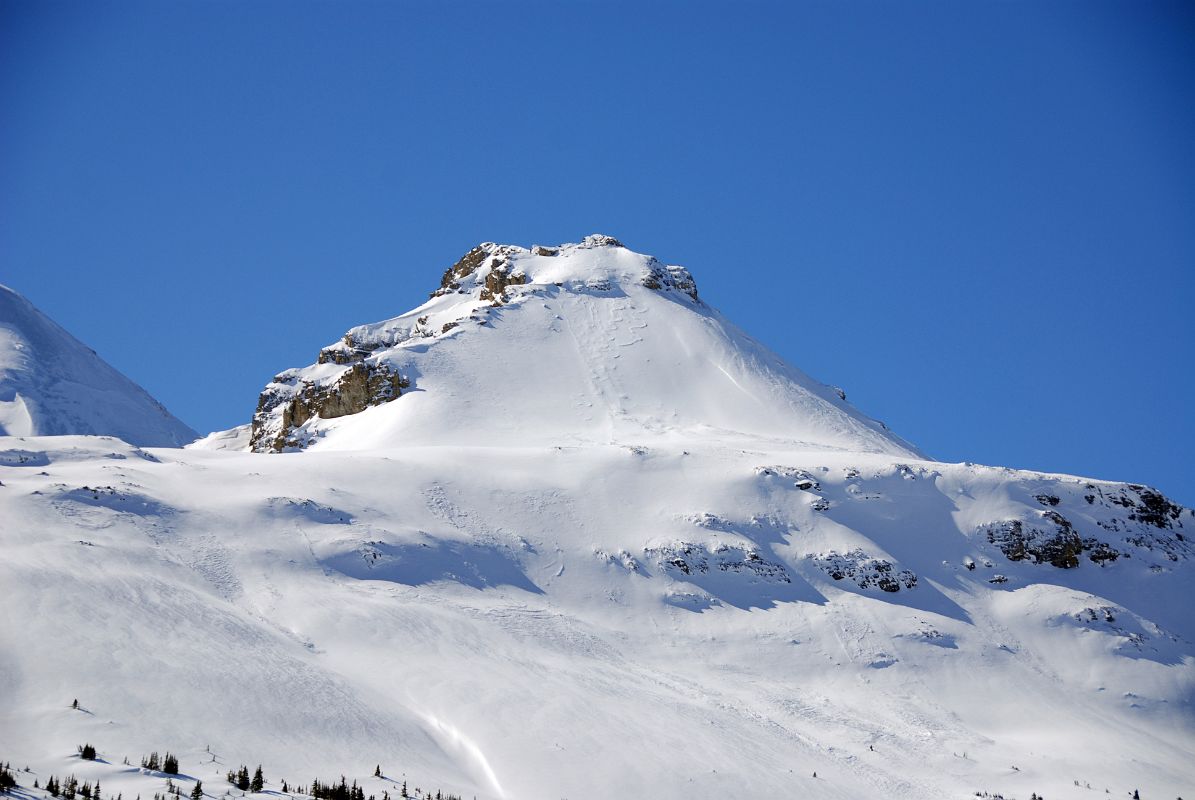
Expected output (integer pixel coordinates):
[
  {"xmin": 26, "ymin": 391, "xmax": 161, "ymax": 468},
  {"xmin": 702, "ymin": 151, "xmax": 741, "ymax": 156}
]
[
  {"xmin": 235, "ymin": 234, "xmax": 917, "ymax": 456},
  {"xmin": 2, "ymin": 238, "xmax": 1192, "ymax": 800},
  {"xmin": 0, "ymin": 284, "xmax": 197, "ymax": 446}
]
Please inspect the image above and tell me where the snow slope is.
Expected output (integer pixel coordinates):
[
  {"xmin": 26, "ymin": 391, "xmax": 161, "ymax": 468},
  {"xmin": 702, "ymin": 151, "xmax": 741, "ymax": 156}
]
[
  {"xmin": 0, "ymin": 285, "xmax": 197, "ymax": 446},
  {"xmin": 2, "ymin": 238, "xmax": 1193, "ymax": 800}
]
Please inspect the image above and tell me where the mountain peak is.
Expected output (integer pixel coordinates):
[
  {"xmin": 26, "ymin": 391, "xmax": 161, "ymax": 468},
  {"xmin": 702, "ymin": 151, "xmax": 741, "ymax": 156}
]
[
  {"xmin": 428, "ymin": 236, "xmax": 698, "ymax": 305},
  {"xmin": 0, "ymin": 284, "xmax": 197, "ymax": 446},
  {"xmin": 240, "ymin": 237, "xmax": 915, "ymax": 455}
]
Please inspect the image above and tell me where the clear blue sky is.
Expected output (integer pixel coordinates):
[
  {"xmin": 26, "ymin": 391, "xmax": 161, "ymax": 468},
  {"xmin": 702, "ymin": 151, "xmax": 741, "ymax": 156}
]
[{"xmin": 2, "ymin": 0, "xmax": 1192, "ymax": 503}]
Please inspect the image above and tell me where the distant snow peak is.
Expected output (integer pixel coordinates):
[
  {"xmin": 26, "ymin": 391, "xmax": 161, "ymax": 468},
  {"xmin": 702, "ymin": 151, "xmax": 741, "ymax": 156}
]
[{"xmin": 0, "ymin": 283, "xmax": 196, "ymax": 446}]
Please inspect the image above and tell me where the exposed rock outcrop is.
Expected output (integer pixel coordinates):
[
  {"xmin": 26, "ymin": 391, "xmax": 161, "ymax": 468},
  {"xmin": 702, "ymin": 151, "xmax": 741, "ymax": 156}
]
[
  {"xmin": 642, "ymin": 261, "xmax": 699, "ymax": 302},
  {"xmin": 978, "ymin": 483, "xmax": 1190, "ymax": 569},
  {"xmin": 806, "ymin": 549, "xmax": 918, "ymax": 592},
  {"xmin": 250, "ymin": 361, "xmax": 408, "ymax": 452},
  {"xmin": 432, "ymin": 244, "xmax": 526, "ymax": 300},
  {"xmin": 646, "ymin": 541, "xmax": 792, "ymax": 583},
  {"xmin": 479, "ymin": 257, "xmax": 528, "ymax": 303},
  {"xmin": 979, "ymin": 512, "xmax": 1083, "ymax": 569}
]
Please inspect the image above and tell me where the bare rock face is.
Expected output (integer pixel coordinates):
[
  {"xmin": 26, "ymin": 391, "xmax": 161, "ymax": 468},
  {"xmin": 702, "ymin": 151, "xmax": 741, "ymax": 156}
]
[
  {"xmin": 642, "ymin": 261, "xmax": 699, "ymax": 302},
  {"xmin": 478, "ymin": 256, "xmax": 528, "ymax": 304},
  {"xmin": 432, "ymin": 244, "xmax": 526, "ymax": 301},
  {"xmin": 250, "ymin": 361, "xmax": 408, "ymax": 452},
  {"xmin": 806, "ymin": 549, "xmax": 918, "ymax": 592},
  {"xmin": 977, "ymin": 484, "xmax": 1190, "ymax": 570},
  {"xmin": 432, "ymin": 245, "xmax": 490, "ymax": 297},
  {"xmin": 646, "ymin": 541, "xmax": 792, "ymax": 584},
  {"xmin": 980, "ymin": 514, "xmax": 1083, "ymax": 569}
]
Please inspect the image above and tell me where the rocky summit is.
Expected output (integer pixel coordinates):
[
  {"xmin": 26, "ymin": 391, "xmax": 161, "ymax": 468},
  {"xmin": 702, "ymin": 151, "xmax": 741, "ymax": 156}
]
[{"xmin": 243, "ymin": 235, "xmax": 914, "ymax": 455}]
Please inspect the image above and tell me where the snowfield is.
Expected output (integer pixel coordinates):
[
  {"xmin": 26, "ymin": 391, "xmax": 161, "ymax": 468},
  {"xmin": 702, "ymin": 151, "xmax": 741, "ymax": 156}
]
[{"xmin": 1, "ymin": 237, "xmax": 1192, "ymax": 800}]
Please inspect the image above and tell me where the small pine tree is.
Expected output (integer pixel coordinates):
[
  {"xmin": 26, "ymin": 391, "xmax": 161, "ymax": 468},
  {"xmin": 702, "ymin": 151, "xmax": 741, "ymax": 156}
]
[
  {"xmin": 191, "ymin": 781, "xmax": 203, "ymax": 800},
  {"xmin": 94, "ymin": 781, "xmax": 101, "ymax": 800},
  {"xmin": 373, "ymin": 767, "xmax": 381, "ymax": 779},
  {"xmin": 81, "ymin": 745, "xmax": 97, "ymax": 761},
  {"xmin": 250, "ymin": 767, "xmax": 263, "ymax": 794},
  {"xmin": 72, "ymin": 699, "xmax": 79, "ymax": 710},
  {"xmin": 400, "ymin": 783, "xmax": 407, "ymax": 800},
  {"xmin": 0, "ymin": 763, "xmax": 17, "ymax": 792},
  {"xmin": 163, "ymin": 754, "xmax": 179, "ymax": 776},
  {"xmin": 236, "ymin": 768, "xmax": 249, "ymax": 792}
]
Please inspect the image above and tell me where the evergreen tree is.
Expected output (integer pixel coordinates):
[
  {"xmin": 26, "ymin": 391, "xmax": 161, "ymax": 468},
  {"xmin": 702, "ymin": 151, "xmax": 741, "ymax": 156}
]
[
  {"xmin": 72, "ymin": 699, "xmax": 79, "ymax": 710},
  {"xmin": 0, "ymin": 763, "xmax": 16, "ymax": 792},
  {"xmin": 94, "ymin": 780, "xmax": 101, "ymax": 800},
  {"xmin": 236, "ymin": 768, "xmax": 249, "ymax": 792},
  {"xmin": 250, "ymin": 767, "xmax": 263, "ymax": 794},
  {"xmin": 191, "ymin": 781, "xmax": 203, "ymax": 800},
  {"xmin": 81, "ymin": 745, "xmax": 97, "ymax": 761},
  {"xmin": 400, "ymin": 783, "xmax": 407, "ymax": 800},
  {"xmin": 373, "ymin": 767, "xmax": 381, "ymax": 779},
  {"xmin": 163, "ymin": 754, "xmax": 179, "ymax": 775}
]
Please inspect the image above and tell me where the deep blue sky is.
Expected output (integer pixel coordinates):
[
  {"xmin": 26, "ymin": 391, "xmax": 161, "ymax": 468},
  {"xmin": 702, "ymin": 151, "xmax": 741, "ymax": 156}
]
[{"xmin": 2, "ymin": 0, "xmax": 1192, "ymax": 503}]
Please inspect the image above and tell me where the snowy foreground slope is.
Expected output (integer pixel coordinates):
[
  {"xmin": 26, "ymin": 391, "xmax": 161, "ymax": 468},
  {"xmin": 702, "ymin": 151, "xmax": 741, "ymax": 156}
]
[
  {"xmin": 2, "ymin": 238, "xmax": 1193, "ymax": 800},
  {"xmin": 0, "ymin": 285, "xmax": 196, "ymax": 446}
]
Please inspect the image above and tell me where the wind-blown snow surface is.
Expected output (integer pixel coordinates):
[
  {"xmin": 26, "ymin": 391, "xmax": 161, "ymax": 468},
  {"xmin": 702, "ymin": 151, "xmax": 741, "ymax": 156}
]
[
  {"xmin": 0, "ymin": 285, "xmax": 197, "ymax": 446},
  {"xmin": 2, "ymin": 239, "xmax": 1193, "ymax": 800}
]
